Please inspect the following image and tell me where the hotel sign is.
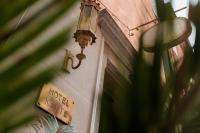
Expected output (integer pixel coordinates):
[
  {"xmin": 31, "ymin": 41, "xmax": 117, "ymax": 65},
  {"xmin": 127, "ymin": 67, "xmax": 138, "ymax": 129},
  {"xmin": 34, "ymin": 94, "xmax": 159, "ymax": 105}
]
[{"xmin": 36, "ymin": 83, "xmax": 75, "ymax": 124}]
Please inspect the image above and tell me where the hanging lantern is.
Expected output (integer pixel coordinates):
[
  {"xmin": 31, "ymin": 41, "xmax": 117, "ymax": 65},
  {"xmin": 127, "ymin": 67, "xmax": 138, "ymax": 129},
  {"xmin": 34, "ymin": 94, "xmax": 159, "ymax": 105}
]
[
  {"xmin": 63, "ymin": 0, "xmax": 100, "ymax": 72},
  {"xmin": 74, "ymin": 0, "xmax": 100, "ymax": 48}
]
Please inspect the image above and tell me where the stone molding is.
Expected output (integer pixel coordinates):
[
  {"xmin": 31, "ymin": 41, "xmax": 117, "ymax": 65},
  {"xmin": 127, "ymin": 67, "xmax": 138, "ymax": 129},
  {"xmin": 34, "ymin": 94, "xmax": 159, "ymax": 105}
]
[{"xmin": 98, "ymin": 9, "xmax": 137, "ymax": 71}]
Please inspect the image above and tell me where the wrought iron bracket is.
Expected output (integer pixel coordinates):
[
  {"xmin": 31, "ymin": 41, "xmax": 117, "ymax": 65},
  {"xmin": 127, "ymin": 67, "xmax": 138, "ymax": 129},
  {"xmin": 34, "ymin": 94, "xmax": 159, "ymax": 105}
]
[{"xmin": 62, "ymin": 49, "xmax": 86, "ymax": 73}]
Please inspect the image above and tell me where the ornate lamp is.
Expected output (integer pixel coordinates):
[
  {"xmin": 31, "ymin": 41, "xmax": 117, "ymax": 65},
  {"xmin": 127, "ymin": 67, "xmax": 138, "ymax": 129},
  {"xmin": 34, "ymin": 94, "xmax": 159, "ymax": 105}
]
[{"xmin": 63, "ymin": 0, "xmax": 100, "ymax": 72}]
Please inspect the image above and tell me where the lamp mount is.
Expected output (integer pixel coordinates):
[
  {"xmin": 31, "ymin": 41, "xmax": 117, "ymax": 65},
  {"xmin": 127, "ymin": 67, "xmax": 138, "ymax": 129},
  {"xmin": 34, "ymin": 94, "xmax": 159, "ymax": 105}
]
[
  {"xmin": 63, "ymin": 0, "xmax": 100, "ymax": 73},
  {"xmin": 63, "ymin": 49, "xmax": 86, "ymax": 73}
]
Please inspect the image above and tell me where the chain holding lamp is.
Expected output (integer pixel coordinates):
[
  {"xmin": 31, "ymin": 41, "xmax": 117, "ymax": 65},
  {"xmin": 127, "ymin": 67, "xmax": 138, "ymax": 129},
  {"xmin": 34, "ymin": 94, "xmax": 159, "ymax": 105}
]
[{"xmin": 63, "ymin": 0, "xmax": 101, "ymax": 73}]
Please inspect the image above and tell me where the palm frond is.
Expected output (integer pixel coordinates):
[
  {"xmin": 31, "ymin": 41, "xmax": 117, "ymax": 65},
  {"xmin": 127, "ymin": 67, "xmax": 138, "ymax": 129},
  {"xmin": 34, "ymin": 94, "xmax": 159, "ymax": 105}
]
[{"xmin": 0, "ymin": 0, "xmax": 78, "ymax": 131}]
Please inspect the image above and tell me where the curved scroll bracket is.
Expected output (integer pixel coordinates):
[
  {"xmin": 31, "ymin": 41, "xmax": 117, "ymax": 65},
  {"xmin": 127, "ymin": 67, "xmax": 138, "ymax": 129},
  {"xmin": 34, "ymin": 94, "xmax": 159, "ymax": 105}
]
[{"xmin": 62, "ymin": 49, "xmax": 86, "ymax": 73}]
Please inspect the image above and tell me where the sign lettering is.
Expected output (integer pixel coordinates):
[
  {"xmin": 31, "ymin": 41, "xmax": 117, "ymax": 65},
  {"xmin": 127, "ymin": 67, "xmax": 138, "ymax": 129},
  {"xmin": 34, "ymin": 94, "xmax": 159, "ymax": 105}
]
[{"xmin": 36, "ymin": 83, "xmax": 75, "ymax": 124}]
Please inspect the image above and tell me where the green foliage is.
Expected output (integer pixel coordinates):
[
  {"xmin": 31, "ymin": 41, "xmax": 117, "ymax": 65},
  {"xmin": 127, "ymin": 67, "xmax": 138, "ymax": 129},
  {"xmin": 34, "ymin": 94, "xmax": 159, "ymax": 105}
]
[
  {"xmin": 0, "ymin": 0, "xmax": 78, "ymax": 132},
  {"xmin": 100, "ymin": 1, "xmax": 200, "ymax": 133}
]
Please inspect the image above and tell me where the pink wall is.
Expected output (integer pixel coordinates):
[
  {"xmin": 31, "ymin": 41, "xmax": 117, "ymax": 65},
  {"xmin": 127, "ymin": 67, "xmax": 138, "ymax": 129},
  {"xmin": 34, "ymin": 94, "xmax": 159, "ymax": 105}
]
[{"xmin": 99, "ymin": 0, "xmax": 157, "ymax": 50}]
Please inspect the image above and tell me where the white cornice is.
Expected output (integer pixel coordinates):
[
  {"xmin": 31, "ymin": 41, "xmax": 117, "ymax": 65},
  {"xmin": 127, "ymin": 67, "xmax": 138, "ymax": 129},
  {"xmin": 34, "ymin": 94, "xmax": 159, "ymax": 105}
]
[{"xmin": 98, "ymin": 9, "xmax": 137, "ymax": 71}]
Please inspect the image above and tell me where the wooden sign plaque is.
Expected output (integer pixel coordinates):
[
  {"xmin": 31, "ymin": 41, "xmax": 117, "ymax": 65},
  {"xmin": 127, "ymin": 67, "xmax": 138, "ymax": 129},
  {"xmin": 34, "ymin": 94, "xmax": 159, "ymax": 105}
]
[{"xmin": 36, "ymin": 83, "xmax": 75, "ymax": 124}]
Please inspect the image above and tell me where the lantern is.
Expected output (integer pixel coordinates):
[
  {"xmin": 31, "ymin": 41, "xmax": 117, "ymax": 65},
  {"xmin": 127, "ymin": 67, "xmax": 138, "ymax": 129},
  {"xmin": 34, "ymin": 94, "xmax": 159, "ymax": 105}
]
[
  {"xmin": 74, "ymin": 0, "xmax": 100, "ymax": 48},
  {"xmin": 63, "ymin": 0, "xmax": 100, "ymax": 72}
]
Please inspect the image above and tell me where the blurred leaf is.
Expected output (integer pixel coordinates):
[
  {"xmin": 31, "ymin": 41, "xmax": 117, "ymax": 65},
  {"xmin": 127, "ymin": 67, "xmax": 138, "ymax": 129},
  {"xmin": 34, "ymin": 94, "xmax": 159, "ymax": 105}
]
[
  {"xmin": 0, "ymin": 67, "xmax": 55, "ymax": 110},
  {"xmin": 100, "ymin": 1, "xmax": 200, "ymax": 133},
  {"xmin": 0, "ymin": 0, "xmax": 58, "ymax": 42},
  {"xmin": 0, "ymin": 0, "xmax": 37, "ymax": 28},
  {"xmin": 0, "ymin": 115, "xmax": 35, "ymax": 133},
  {"xmin": 0, "ymin": 28, "xmax": 71, "ymax": 83},
  {"xmin": 0, "ymin": 0, "xmax": 77, "ymax": 60},
  {"xmin": 0, "ymin": 0, "xmax": 78, "ymax": 131}
]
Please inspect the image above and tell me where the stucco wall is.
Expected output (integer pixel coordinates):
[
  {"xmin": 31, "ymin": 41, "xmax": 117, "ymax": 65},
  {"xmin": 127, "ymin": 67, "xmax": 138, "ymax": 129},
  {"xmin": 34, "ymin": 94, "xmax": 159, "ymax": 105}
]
[
  {"xmin": 9, "ymin": 0, "xmax": 157, "ymax": 133},
  {"xmin": 100, "ymin": 0, "xmax": 156, "ymax": 50},
  {"xmin": 50, "ymin": 27, "xmax": 104, "ymax": 133},
  {"xmin": 7, "ymin": 1, "xmax": 104, "ymax": 133},
  {"xmin": 26, "ymin": 4, "xmax": 105, "ymax": 133}
]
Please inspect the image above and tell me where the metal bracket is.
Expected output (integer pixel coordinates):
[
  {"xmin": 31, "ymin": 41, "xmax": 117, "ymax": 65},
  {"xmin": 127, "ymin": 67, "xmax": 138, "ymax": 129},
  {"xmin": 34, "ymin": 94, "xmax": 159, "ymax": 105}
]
[
  {"xmin": 62, "ymin": 49, "xmax": 86, "ymax": 73},
  {"xmin": 63, "ymin": 50, "xmax": 74, "ymax": 73}
]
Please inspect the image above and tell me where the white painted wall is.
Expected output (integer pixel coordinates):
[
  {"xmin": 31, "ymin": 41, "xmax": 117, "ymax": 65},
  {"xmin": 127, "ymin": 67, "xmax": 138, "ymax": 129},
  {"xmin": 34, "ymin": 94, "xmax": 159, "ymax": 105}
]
[
  {"xmin": 50, "ymin": 27, "xmax": 104, "ymax": 133},
  {"xmin": 7, "ymin": 0, "xmax": 157, "ymax": 132},
  {"xmin": 34, "ymin": 13, "xmax": 105, "ymax": 133},
  {"xmin": 8, "ymin": 1, "xmax": 105, "ymax": 132}
]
